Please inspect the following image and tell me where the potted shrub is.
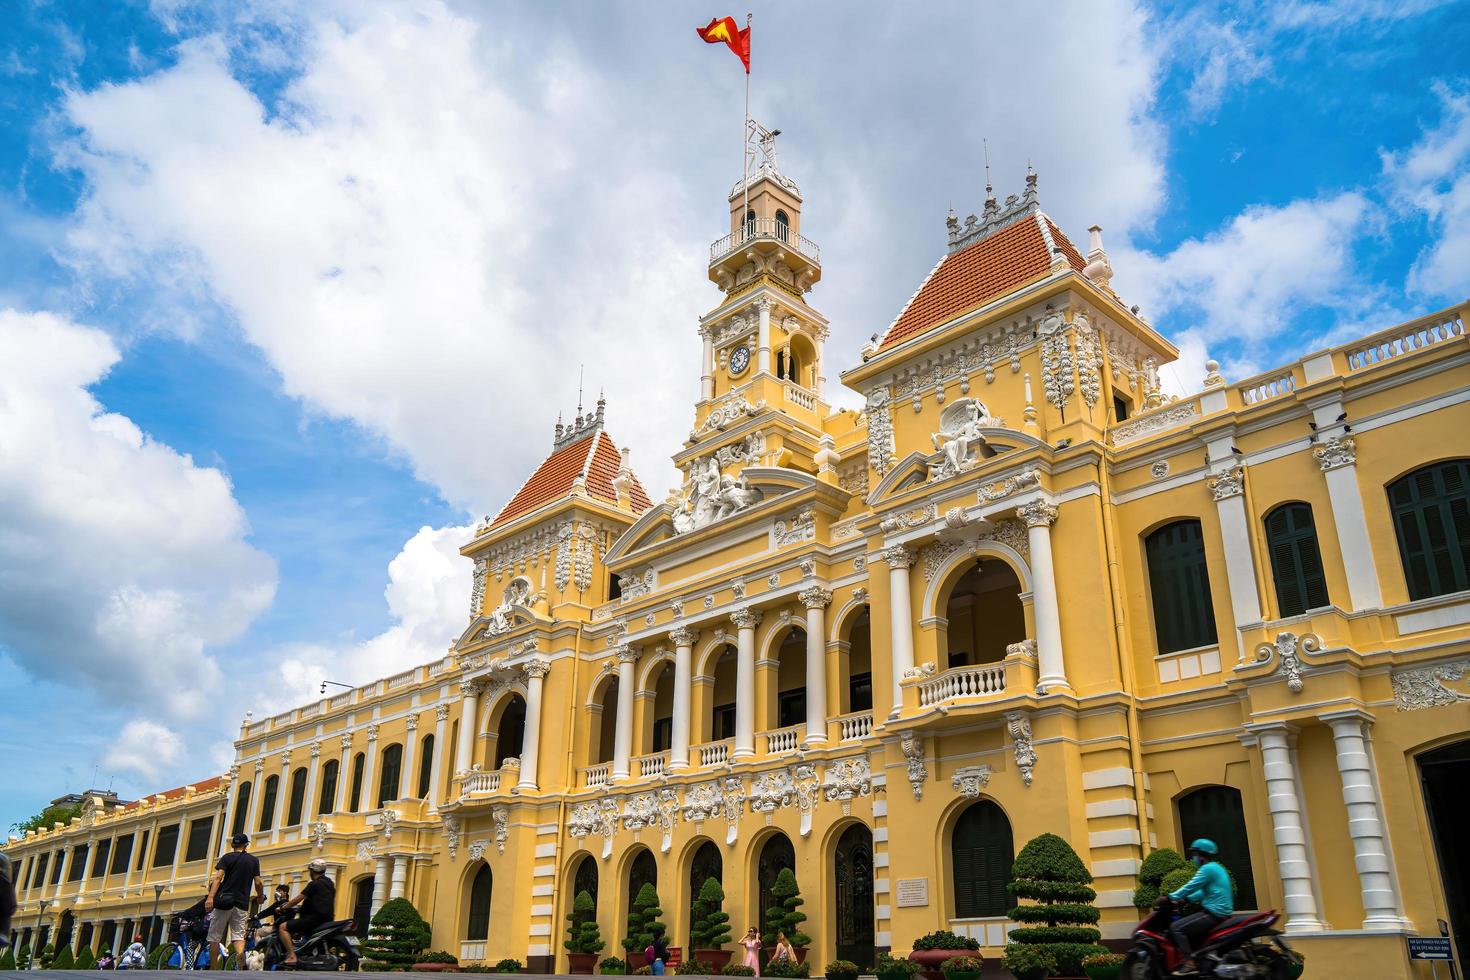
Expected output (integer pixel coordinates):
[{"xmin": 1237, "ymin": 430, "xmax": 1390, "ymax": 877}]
[
  {"xmin": 825, "ymin": 958, "xmax": 861, "ymax": 980},
  {"xmin": 1003, "ymin": 833, "xmax": 1107, "ymax": 979},
  {"xmin": 51, "ymin": 945, "xmax": 75, "ymax": 969},
  {"xmin": 495, "ymin": 957, "xmax": 523, "ymax": 973},
  {"xmin": 0, "ymin": 948, "xmax": 14, "ymax": 971},
  {"xmin": 939, "ymin": 955, "xmax": 983, "ymax": 980},
  {"xmin": 1131, "ymin": 849, "xmax": 1188, "ymax": 912},
  {"xmin": 601, "ymin": 956, "xmax": 628, "ymax": 975},
  {"xmin": 1081, "ymin": 952, "xmax": 1124, "ymax": 980},
  {"xmin": 690, "ymin": 876, "xmax": 734, "ymax": 970},
  {"xmin": 75, "ymin": 946, "xmax": 97, "ymax": 970},
  {"xmin": 908, "ymin": 930, "xmax": 980, "ymax": 980},
  {"xmin": 1000, "ymin": 945, "xmax": 1056, "ymax": 980},
  {"xmin": 762, "ymin": 869, "xmax": 811, "ymax": 964},
  {"xmin": 413, "ymin": 950, "xmax": 462, "ymax": 972},
  {"xmin": 567, "ymin": 889, "xmax": 607, "ymax": 975},
  {"xmin": 875, "ymin": 951, "xmax": 921, "ymax": 980},
  {"xmin": 623, "ymin": 883, "xmax": 667, "ymax": 961},
  {"xmin": 364, "ymin": 897, "xmax": 433, "ymax": 971},
  {"xmin": 765, "ymin": 960, "xmax": 810, "ymax": 978},
  {"xmin": 721, "ymin": 966, "xmax": 756, "ymax": 977},
  {"xmin": 678, "ymin": 957, "xmax": 717, "ymax": 975}
]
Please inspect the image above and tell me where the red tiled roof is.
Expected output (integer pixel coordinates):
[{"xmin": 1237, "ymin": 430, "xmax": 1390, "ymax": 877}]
[
  {"xmin": 492, "ymin": 431, "xmax": 652, "ymax": 528},
  {"xmin": 881, "ymin": 213, "xmax": 1085, "ymax": 349},
  {"xmin": 120, "ymin": 776, "xmax": 223, "ymax": 810}
]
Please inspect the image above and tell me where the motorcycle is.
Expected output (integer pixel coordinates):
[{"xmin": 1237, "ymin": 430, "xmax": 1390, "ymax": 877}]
[
  {"xmin": 249, "ymin": 914, "xmax": 362, "ymax": 971},
  {"xmin": 1123, "ymin": 896, "xmax": 1302, "ymax": 979}
]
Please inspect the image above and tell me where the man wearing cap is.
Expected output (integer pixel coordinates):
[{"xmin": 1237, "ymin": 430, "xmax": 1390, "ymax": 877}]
[
  {"xmin": 206, "ymin": 833, "xmax": 264, "ymax": 970},
  {"xmin": 277, "ymin": 858, "xmax": 337, "ymax": 966}
]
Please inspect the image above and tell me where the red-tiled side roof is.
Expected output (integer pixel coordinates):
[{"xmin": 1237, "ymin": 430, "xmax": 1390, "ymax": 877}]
[
  {"xmin": 492, "ymin": 431, "xmax": 651, "ymax": 528},
  {"xmin": 120, "ymin": 776, "xmax": 223, "ymax": 810},
  {"xmin": 881, "ymin": 214, "xmax": 1085, "ymax": 349}
]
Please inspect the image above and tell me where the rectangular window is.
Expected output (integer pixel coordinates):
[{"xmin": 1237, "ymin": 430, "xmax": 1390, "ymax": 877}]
[
  {"xmin": 91, "ymin": 839, "xmax": 112, "ymax": 878},
  {"xmin": 712, "ymin": 703, "xmax": 736, "ymax": 741},
  {"xmin": 67, "ymin": 844, "xmax": 88, "ymax": 882},
  {"xmin": 652, "ymin": 718, "xmax": 672, "ymax": 753},
  {"xmin": 51, "ymin": 849, "xmax": 64, "ymax": 884},
  {"xmin": 848, "ymin": 672, "xmax": 873, "ymax": 713},
  {"xmin": 136, "ymin": 831, "xmax": 149, "ymax": 871},
  {"xmin": 185, "ymin": 818, "xmax": 213, "ymax": 863},
  {"xmin": 111, "ymin": 834, "xmax": 134, "ymax": 875},
  {"xmin": 777, "ymin": 689, "xmax": 806, "ymax": 729},
  {"xmin": 152, "ymin": 823, "xmax": 180, "ymax": 868},
  {"xmin": 1113, "ymin": 393, "xmax": 1131, "ymax": 423},
  {"xmin": 31, "ymin": 854, "xmax": 46, "ymax": 889}
]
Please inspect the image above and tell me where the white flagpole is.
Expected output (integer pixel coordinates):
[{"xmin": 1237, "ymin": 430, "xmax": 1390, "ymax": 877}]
[{"xmin": 741, "ymin": 12, "xmax": 751, "ymax": 241}]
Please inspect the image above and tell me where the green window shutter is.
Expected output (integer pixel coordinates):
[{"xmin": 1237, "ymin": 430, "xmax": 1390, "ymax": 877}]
[
  {"xmin": 1265, "ymin": 504, "xmax": 1330, "ymax": 617},
  {"xmin": 951, "ymin": 800, "xmax": 1014, "ymax": 918},
  {"xmin": 1178, "ymin": 786, "xmax": 1257, "ymax": 910},
  {"xmin": 1389, "ymin": 461, "xmax": 1470, "ymax": 600},
  {"xmin": 1145, "ymin": 520, "xmax": 1220, "ymax": 653}
]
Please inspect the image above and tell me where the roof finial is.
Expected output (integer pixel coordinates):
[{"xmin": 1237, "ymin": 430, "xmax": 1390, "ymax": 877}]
[
  {"xmin": 983, "ymin": 138, "xmax": 994, "ymax": 198},
  {"xmin": 596, "ymin": 387, "xmax": 606, "ymax": 426}
]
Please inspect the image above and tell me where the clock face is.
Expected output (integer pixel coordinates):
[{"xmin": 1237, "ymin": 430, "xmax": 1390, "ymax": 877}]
[{"xmin": 729, "ymin": 345, "xmax": 751, "ymax": 375}]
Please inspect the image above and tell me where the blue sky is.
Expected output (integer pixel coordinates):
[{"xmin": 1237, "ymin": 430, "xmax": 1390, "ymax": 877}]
[{"xmin": 0, "ymin": 0, "xmax": 1466, "ymax": 831}]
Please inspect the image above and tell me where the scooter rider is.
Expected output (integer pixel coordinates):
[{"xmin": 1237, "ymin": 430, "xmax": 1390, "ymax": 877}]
[
  {"xmin": 1167, "ymin": 839, "xmax": 1233, "ymax": 975},
  {"xmin": 277, "ymin": 859, "xmax": 337, "ymax": 967}
]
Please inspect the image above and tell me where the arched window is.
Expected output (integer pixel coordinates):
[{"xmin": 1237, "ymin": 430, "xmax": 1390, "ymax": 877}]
[
  {"xmin": 1264, "ymin": 503, "xmax": 1330, "ymax": 616},
  {"xmin": 846, "ymin": 609, "xmax": 873, "ymax": 713},
  {"xmin": 756, "ymin": 833, "xmax": 795, "ymax": 938},
  {"xmin": 317, "ymin": 760, "xmax": 339, "ymax": 815},
  {"xmin": 495, "ymin": 697, "xmax": 527, "ymax": 769},
  {"xmin": 1177, "ymin": 786, "xmax": 1257, "ymax": 909},
  {"xmin": 1389, "ymin": 460, "xmax": 1470, "ymax": 600},
  {"xmin": 687, "ymin": 841, "xmax": 723, "ymax": 949},
  {"xmin": 596, "ymin": 679, "xmax": 619, "ymax": 764},
  {"xmin": 257, "ymin": 775, "xmax": 279, "ymax": 832},
  {"xmin": 774, "ymin": 209, "xmax": 789, "ymax": 242},
  {"xmin": 775, "ymin": 628, "xmax": 807, "ymax": 730},
  {"xmin": 744, "ymin": 209, "xmax": 756, "ymax": 237},
  {"xmin": 377, "ymin": 743, "xmax": 403, "ymax": 807},
  {"xmin": 710, "ymin": 646, "xmax": 737, "ymax": 742},
  {"xmin": 627, "ymin": 848, "xmax": 657, "ymax": 916},
  {"xmin": 286, "ymin": 767, "xmax": 308, "ymax": 826},
  {"xmin": 417, "ymin": 734, "xmax": 435, "ymax": 799},
  {"xmin": 231, "ymin": 781, "xmax": 252, "ymax": 836},
  {"xmin": 352, "ymin": 878, "xmax": 375, "ymax": 939},
  {"xmin": 349, "ymin": 752, "xmax": 365, "ymax": 813},
  {"xmin": 574, "ymin": 854, "xmax": 599, "ymax": 910},
  {"xmin": 942, "ymin": 560, "xmax": 1026, "ymax": 668},
  {"xmin": 651, "ymin": 663, "xmax": 675, "ymax": 753},
  {"xmin": 1145, "ymin": 520, "xmax": 1219, "ymax": 653},
  {"xmin": 951, "ymin": 800, "xmax": 1013, "ymax": 918},
  {"xmin": 465, "ymin": 864, "xmax": 493, "ymax": 941}
]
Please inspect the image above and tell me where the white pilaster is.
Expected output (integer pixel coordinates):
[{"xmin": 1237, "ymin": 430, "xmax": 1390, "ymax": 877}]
[
  {"xmin": 219, "ymin": 767, "xmax": 241, "ymax": 856},
  {"xmin": 336, "ymin": 734, "xmax": 353, "ymax": 814},
  {"xmin": 519, "ymin": 659, "xmax": 551, "ymax": 790},
  {"xmin": 302, "ymin": 743, "xmax": 322, "ymax": 825},
  {"xmin": 756, "ymin": 297, "xmax": 772, "ymax": 374},
  {"xmin": 884, "ymin": 547, "xmax": 915, "ymax": 716},
  {"xmin": 801, "ymin": 588, "xmax": 833, "ymax": 746},
  {"xmin": 429, "ymin": 704, "xmax": 450, "ymax": 807},
  {"xmin": 362, "ymin": 726, "xmax": 380, "ymax": 811},
  {"xmin": 612, "ymin": 646, "xmax": 638, "ymax": 779},
  {"xmin": 245, "ymin": 761, "xmax": 266, "ymax": 838},
  {"xmin": 1248, "ymin": 725, "xmax": 1325, "ymax": 933},
  {"xmin": 389, "ymin": 854, "xmax": 409, "ymax": 901},
  {"xmin": 1322, "ymin": 710, "xmax": 1410, "ymax": 929},
  {"xmin": 1205, "ymin": 465, "xmax": 1264, "ymax": 633},
  {"xmin": 669, "ymin": 628, "xmax": 697, "ymax": 770},
  {"xmin": 455, "ymin": 680, "xmax": 480, "ymax": 779},
  {"xmin": 1018, "ymin": 500, "xmax": 1069, "ymax": 692},
  {"xmin": 371, "ymin": 857, "xmax": 389, "ymax": 918},
  {"xmin": 1310, "ymin": 423, "xmax": 1382, "ymax": 610},
  {"xmin": 398, "ymin": 716, "xmax": 418, "ymax": 803},
  {"xmin": 701, "ymin": 332, "xmax": 714, "ymax": 401},
  {"xmin": 732, "ymin": 608, "xmax": 761, "ymax": 758},
  {"xmin": 271, "ymin": 751, "xmax": 291, "ymax": 843}
]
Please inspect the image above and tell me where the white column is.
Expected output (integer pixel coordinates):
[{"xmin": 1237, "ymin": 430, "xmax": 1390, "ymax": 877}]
[
  {"xmin": 700, "ymin": 331, "xmax": 715, "ymax": 401},
  {"xmin": 1250, "ymin": 725, "xmax": 1325, "ymax": 933},
  {"xmin": 455, "ymin": 680, "xmax": 480, "ymax": 777},
  {"xmin": 883, "ymin": 547, "xmax": 916, "ymax": 717},
  {"xmin": 1314, "ymin": 434, "xmax": 1383, "ymax": 610},
  {"xmin": 612, "ymin": 646, "xmax": 639, "ymax": 779},
  {"xmin": 756, "ymin": 297, "xmax": 772, "ymax": 374},
  {"xmin": 668, "ymin": 629, "xmax": 697, "ymax": 771},
  {"xmin": 389, "ymin": 854, "xmax": 409, "ymax": 901},
  {"xmin": 362, "ymin": 726, "xmax": 381, "ymax": 809},
  {"xmin": 800, "ymin": 588, "xmax": 832, "ymax": 746},
  {"xmin": 243, "ymin": 761, "xmax": 265, "ymax": 840},
  {"xmin": 219, "ymin": 766, "xmax": 241, "ymax": 857},
  {"xmin": 1206, "ymin": 468, "xmax": 1264, "ymax": 632},
  {"xmin": 302, "ymin": 743, "xmax": 322, "ymax": 824},
  {"xmin": 399, "ymin": 716, "xmax": 418, "ymax": 802},
  {"xmin": 111, "ymin": 923, "xmax": 124, "ymax": 955},
  {"xmin": 1323, "ymin": 711, "xmax": 1410, "ymax": 929},
  {"xmin": 429, "ymin": 704, "xmax": 450, "ymax": 807},
  {"xmin": 371, "ymin": 856, "xmax": 390, "ymax": 918},
  {"xmin": 731, "ymin": 608, "xmax": 761, "ymax": 758},
  {"xmin": 335, "ymin": 734, "xmax": 353, "ymax": 814},
  {"xmin": 271, "ymin": 751, "xmax": 291, "ymax": 842},
  {"xmin": 1018, "ymin": 500, "xmax": 1070, "ymax": 693},
  {"xmin": 518, "ymin": 659, "xmax": 551, "ymax": 790}
]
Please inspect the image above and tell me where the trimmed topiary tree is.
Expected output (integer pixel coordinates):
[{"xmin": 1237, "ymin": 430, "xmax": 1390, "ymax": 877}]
[
  {"xmin": 567, "ymin": 890, "xmax": 607, "ymax": 955},
  {"xmin": 762, "ymin": 868, "xmax": 810, "ymax": 948},
  {"xmin": 1132, "ymin": 848, "xmax": 1189, "ymax": 910},
  {"xmin": 622, "ymin": 883, "xmax": 666, "ymax": 956},
  {"xmin": 1004, "ymin": 833, "xmax": 1107, "ymax": 977},
  {"xmin": 691, "ymin": 876, "xmax": 732, "ymax": 951},
  {"xmin": 51, "ymin": 945, "xmax": 75, "ymax": 969},
  {"xmin": 0, "ymin": 948, "xmax": 16, "ymax": 971},
  {"xmin": 74, "ymin": 945, "xmax": 96, "ymax": 969},
  {"xmin": 363, "ymin": 897, "xmax": 433, "ymax": 970},
  {"xmin": 39, "ymin": 943, "xmax": 56, "ymax": 968}
]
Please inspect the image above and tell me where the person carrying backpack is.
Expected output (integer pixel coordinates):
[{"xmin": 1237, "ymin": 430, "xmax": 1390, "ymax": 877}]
[{"xmin": 205, "ymin": 833, "xmax": 264, "ymax": 970}]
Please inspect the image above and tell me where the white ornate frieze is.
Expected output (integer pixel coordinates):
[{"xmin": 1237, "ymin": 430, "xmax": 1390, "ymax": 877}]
[
  {"xmin": 355, "ymin": 839, "xmax": 376, "ymax": 861},
  {"xmin": 900, "ymin": 731, "xmax": 927, "ymax": 801},
  {"xmin": 1112, "ymin": 401, "xmax": 1198, "ymax": 446},
  {"xmin": 822, "ymin": 757, "xmax": 873, "ymax": 814},
  {"xmin": 619, "ymin": 569, "xmax": 656, "ymax": 602},
  {"xmin": 886, "ymin": 321, "xmax": 1025, "ymax": 400},
  {"xmin": 918, "ymin": 519, "xmax": 1030, "ymax": 581},
  {"xmin": 1392, "ymin": 659, "xmax": 1470, "ymax": 711},
  {"xmin": 555, "ymin": 520, "xmax": 602, "ymax": 593},
  {"xmin": 467, "ymin": 839, "xmax": 489, "ymax": 862},
  {"xmin": 830, "ymin": 518, "xmax": 861, "ymax": 542},
  {"xmin": 880, "ymin": 504, "xmax": 938, "ymax": 534},
  {"xmin": 865, "ymin": 388, "xmax": 897, "ymax": 476},
  {"xmin": 469, "ymin": 557, "xmax": 487, "ymax": 618},
  {"xmin": 951, "ymin": 764, "xmax": 994, "ymax": 797},
  {"xmin": 491, "ymin": 805, "xmax": 509, "ymax": 854},
  {"xmin": 1005, "ymin": 712, "xmax": 1036, "ymax": 787},
  {"xmin": 1074, "ymin": 314, "xmax": 1102, "ymax": 410},
  {"xmin": 699, "ymin": 392, "xmax": 766, "ymax": 435},
  {"xmin": 1253, "ymin": 632, "xmax": 1321, "ymax": 694},
  {"xmin": 1313, "ymin": 435, "xmax": 1357, "ymax": 471},
  {"xmin": 1038, "ymin": 310, "xmax": 1076, "ymax": 414},
  {"xmin": 837, "ymin": 458, "xmax": 869, "ymax": 497},
  {"xmin": 1207, "ymin": 466, "xmax": 1245, "ymax": 501},
  {"xmin": 569, "ymin": 799, "xmax": 620, "ymax": 860},
  {"xmin": 442, "ymin": 815, "xmax": 461, "ymax": 860},
  {"xmin": 774, "ymin": 507, "xmax": 816, "ymax": 546},
  {"xmin": 977, "ymin": 468, "xmax": 1040, "ymax": 503}
]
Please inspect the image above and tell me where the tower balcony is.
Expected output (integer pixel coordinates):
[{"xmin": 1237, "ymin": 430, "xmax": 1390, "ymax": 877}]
[{"xmin": 709, "ymin": 219, "xmax": 821, "ymax": 292}]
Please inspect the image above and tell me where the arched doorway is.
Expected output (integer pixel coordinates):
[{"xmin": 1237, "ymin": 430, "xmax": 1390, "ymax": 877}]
[
  {"xmin": 942, "ymin": 561, "xmax": 1026, "ymax": 668},
  {"xmin": 465, "ymin": 863, "xmax": 493, "ymax": 943},
  {"xmin": 56, "ymin": 910, "xmax": 75, "ymax": 951},
  {"xmin": 649, "ymin": 661, "xmax": 675, "ymax": 754},
  {"xmin": 352, "ymin": 877, "xmax": 375, "ymax": 938},
  {"xmin": 595, "ymin": 677, "xmax": 619, "ymax": 764},
  {"xmin": 1177, "ymin": 786, "xmax": 1257, "ymax": 909},
  {"xmin": 495, "ymin": 695, "xmax": 527, "ymax": 769},
  {"xmin": 1421, "ymin": 740, "xmax": 1470, "ymax": 973},
  {"xmin": 844, "ymin": 609, "xmax": 873, "ymax": 714},
  {"xmin": 687, "ymin": 840, "xmax": 723, "ymax": 950},
  {"xmin": 834, "ymin": 824, "xmax": 875, "ymax": 968},
  {"xmin": 755, "ymin": 833, "xmax": 795, "ymax": 941},
  {"xmin": 627, "ymin": 848, "xmax": 658, "ymax": 942},
  {"xmin": 951, "ymin": 800, "xmax": 1013, "ymax": 920},
  {"xmin": 573, "ymin": 853, "xmax": 599, "ymax": 909}
]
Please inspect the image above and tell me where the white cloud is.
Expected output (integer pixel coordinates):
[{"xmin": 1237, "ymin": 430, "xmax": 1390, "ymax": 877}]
[
  {"xmin": 1382, "ymin": 82, "xmax": 1470, "ymax": 299},
  {"xmin": 104, "ymin": 719, "xmax": 186, "ymax": 783},
  {"xmin": 0, "ymin": 309, "xmax": 277, "ymax": 720}
]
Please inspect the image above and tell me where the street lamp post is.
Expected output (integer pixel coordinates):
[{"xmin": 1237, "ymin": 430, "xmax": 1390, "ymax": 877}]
[
  {"xmin": 149, "ymin": 884, "xmax": 166, "ymax": 954},
  {"xmin": 33, "ymin": 899, "xmax": 51, "ymax": 970}
]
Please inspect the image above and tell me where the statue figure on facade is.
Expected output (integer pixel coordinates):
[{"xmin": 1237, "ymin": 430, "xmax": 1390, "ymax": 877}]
[
  {"xmin": 485, "ymin": 577, "xmax": 532, "ymax": 636},
  {"xmin": 673, "ymin": 456, "xmax": 761, "ymax": 534},
  {"xmin": 930, "ymin": 400, "xmax": 999, "ymax": 480}
]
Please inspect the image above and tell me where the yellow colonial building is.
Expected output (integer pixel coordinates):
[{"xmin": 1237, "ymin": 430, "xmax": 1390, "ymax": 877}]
[{"xmin": 8, "ymin": 132, "xmax": 1470, "ymax": 979}]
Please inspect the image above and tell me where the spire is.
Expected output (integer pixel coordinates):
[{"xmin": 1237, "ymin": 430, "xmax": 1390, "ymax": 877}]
[
  {"xmin": 983, "ymin": 139, "xmax": 998, "ymax": 217},
  {"xmin": 553, "ymin": 383, "xmax": 608, "ymax": 450}
]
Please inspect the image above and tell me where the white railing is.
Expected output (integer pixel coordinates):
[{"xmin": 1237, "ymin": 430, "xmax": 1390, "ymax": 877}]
[
  {"xmin": 695, "ymin": 739, "xmax": 732, "ymax": 767},
  {"xmin": 1344, "ymin": 310, "xmax": 1464, "ymax": 371},
  {"xmin": 460, "ymin": 941, "xmax": 487, "ymax": 962},
  {"xmin": 762, "ymin": 724, "xmax": 805, "ymax": 756},
  {"xmin": 582, "ymin": 763, "xmax": 611, "ymax": 788},
  {"xmin": 833, "ymin": 711, "xmax": 874, "ymax": 742},
  {"xmin": 299, "ymin": 703, "xmax": 320, "ymax": 720},
  {"xmin": 247, "ymin": 720, "xmax": 268, "ymax": 736},
  {"xmin": 387, "ymin": 669, "xmax": 415, "ymax": 689},
  {"xmin": 1238, "ymin": 370, "xmax": 1296, "ymax": 404},
  {"xmin": 709, "ymin": 218, "xmax": 821, "ymax": 264},
  {"xmin": 783, "ymin": 382, "xmax": 816, "ymax": 411},
  {"xmin": 917, "ymin": 664, "xmax": 1008, "ymax": 706},
  {"xmin": 637, "ymin": 752, "xmax": 669, "ymax": 779},
  {"xmin": 461, "ymin": 770, "xmax": 502, "ymax": 794},
  {"xmin": 330, "ymin": 693, "xmax": 352, "ymax": 709}
]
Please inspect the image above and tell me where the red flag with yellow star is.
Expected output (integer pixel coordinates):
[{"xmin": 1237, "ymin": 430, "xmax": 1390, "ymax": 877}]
[{"xmin": 696, "ymin": 16, "xmax": 750, "ymax": 73}]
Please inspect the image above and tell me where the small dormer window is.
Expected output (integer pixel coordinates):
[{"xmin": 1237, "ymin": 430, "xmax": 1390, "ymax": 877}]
[{"xmin": 775, "ymin": 209, "xmax": 790, "ymax": 242}]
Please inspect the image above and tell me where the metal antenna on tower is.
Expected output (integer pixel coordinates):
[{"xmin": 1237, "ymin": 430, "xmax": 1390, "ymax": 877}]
[{"xmin": 983, "ymin": 138, "xmax": 992, "ymax": 196}]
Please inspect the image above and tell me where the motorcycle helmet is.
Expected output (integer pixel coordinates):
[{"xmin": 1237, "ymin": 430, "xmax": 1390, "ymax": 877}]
[{"xmin": 1187, "ymin": 838, "xmax": 1219, "ymax": 864}]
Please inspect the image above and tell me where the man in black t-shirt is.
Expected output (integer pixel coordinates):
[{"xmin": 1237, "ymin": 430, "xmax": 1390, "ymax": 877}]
[
  {"xmin": 278, "ymin": 859, "xmax": 337, "ymax": 965},
  {"xmin": 206, "ymin": 833, "xmax": 264, "ymax": 970}
]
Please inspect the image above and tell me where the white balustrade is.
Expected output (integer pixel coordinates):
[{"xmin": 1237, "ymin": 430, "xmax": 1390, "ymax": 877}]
[
  {"xmin": 636, "ymin": 752, "xmax": 669, "ymax": 779},
  {"xmin": 581, "ymin": 763, "xmax": 611, "ymax": 788},
  {"xmin": 329, "ymin": 693, "xmax": 352, "ymax": 709},
  {"xmin": 709, "ymin": 218, "xmax": 820, "ymax": 264},
  {"xmin": 762, "ymin": 724, "xmax": 805, "ymax": 756},
  {"xmin": 783, "ymin": 382, "xmax": 816, "ymax": 411},
  {"xmin": 917, "ymin": 664, "xmax": 1008, "ymax": 707},
  {"xmin": 387, "ymin": 669, "xmax": 415, "ymax": 689},
  {"xmin": 460, "ymin": 770, "xmax": 501, "ymax": 794},
  {"xmin": 1238, "ymin": 371, "xmax": 1296, "ymax": 404},
  {"xmin": 1344, "ymin": 311, "xmax": 1464, "ymax": 371},
  {"xmin": 833, "ymin": 711, "xmax": 874, "ymax": 742},
  {"xmin": 695, "ymin": 740, "xmax": 732, "ymax": 767}
]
